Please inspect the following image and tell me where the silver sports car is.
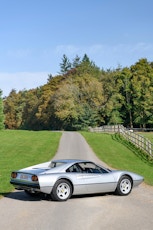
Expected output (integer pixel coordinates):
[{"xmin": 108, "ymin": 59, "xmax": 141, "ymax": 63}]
[{"xmin": 10, "ymin": 159, "xmax": 144, "ymax": 201}]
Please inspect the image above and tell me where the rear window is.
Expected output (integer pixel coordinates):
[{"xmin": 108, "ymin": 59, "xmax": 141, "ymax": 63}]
[{"xmin": 50, "ymin": 162, "xmax": 66, "ymax": 168}]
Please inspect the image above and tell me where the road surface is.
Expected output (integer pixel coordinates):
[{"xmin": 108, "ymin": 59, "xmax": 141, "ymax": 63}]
[{"xmin": 0, "ymin": 132, "xmax": 153, "ymax": 230}]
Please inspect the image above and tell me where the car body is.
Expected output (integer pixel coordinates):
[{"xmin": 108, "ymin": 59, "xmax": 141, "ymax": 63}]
[{"xmin": 10, "ymin": 159, "xmax": 144, "ymax": 201}]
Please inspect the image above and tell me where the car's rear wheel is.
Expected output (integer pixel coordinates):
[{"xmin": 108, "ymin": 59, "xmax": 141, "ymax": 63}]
[
  {"xmin": 51, "ymin": 179, "xmax": 72, "ymax": 201},
  {"xmin": 115, "ymin": 176, "xmax": 132, "ymax": 196}
]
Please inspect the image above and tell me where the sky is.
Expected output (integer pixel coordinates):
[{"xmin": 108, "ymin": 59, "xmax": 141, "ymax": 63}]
[{"xmin": 0, "ymin": 0, "xmax": 153, "ymax": 97}]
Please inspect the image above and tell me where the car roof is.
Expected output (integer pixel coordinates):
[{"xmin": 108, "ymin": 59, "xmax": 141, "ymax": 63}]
[{"xmin": 52, "ymin": 159, "xmax": 89, "ymax": 164}]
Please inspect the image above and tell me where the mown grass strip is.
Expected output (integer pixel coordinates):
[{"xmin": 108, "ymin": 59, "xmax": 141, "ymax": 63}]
[
  {"xmin": 81, "ymin": 132, "xmax": 153, "ymax": 186},
  {"xmin": 0, "ymin": 130, "xmax": 62, "ymax": 196}
]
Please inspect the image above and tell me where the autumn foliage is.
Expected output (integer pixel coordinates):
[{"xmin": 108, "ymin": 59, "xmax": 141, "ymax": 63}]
[{"xmin": 3, "ymin": 55, "xmax": 153, "ymax": 130}]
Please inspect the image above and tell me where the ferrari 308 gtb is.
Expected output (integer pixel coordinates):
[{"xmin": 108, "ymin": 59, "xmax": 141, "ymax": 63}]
[{"xmin": 10, "ymin": 159, "xmax": 144, "ymax": 201}]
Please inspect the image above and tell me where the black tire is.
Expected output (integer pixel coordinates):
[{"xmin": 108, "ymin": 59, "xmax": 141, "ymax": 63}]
[
  {"xmin": 51, "ymin": 179, "xmax": 72, "ymax": 201},
  {"xmin": 115, "ymin": 176, "xmax": 133, "ymax": 196}
]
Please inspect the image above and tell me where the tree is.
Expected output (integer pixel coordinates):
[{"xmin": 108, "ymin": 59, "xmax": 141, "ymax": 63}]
[
  {"xmin": 59, "ymin": 54, "xmax": 71, "ymax": 75},
  {"xmin": 47, "ymin": 74, "xmax": 53, "ymax": 82},
  {"xmin": 120, "ymin": 67, "xmax": 133, "ymax": 127},
  {"xmin": 72, "ymin": 55, "xmax": 81, "ymax": 68},
  {"xmin": 3, "ymin": 56, "xmax": 153, "ymax": 131},
  {"xmin": 4, "ymin": 89, "xmax": 27, "ymax": 129},
  {"xmin": 100, "ymin": 69, "xmax": 124, "ymax": 125},
  {"xmin": 52, "ymin": 80, "xmax": 79, "ymax": 130},
  {"xmin": 0, "ymin": 90, "xmax": 4, "ymax": 129},
  {"xmin": 52, "ymin": 74, "xmax": 104, "ymax": 130},
  {"xmin": 130, "ymin": 59, "xmax": 153, "ymax": 128},
  {"xmin": 21, "ymin": 89, "xmax": 40, "ymax": 130},
  {"xmin": 76, "ymin": 54, "xmax": 101, "ymax": 78}
]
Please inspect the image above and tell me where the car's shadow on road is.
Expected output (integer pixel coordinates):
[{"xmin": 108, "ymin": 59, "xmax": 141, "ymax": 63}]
[
  {"xmin": 4, "ymin": 190, "xmax": 113, "ymax": 202},
  {"xmin": 4, "ymin": 191, "xmax": 50, "ymax": 202}
]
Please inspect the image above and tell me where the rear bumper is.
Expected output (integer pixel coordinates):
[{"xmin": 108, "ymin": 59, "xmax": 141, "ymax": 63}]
[{"xmin": 10, "ymin": 180, "xmax": 40, "ymax": 190}]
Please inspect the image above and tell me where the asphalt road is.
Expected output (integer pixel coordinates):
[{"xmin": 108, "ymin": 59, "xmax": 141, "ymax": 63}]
[{"xmin": 0, "ymin": 132, "xmax": 153, "ymax": 230}]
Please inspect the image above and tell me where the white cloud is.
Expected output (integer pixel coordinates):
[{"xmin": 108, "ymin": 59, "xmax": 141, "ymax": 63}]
[{"xmin": 0, "ymin": 72, "xmax": 49, "ymax": 97}]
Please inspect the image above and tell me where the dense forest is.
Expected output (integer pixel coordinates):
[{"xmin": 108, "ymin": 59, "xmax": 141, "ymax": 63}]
[{"xmin": 2, "ymin": 55, "xmax": 153, "ymax": 131}]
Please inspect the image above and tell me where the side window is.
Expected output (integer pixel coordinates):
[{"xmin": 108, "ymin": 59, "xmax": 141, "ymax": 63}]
[{"xmin": 78, "ymin": 162, "xmax": 108, "ymax": 174}]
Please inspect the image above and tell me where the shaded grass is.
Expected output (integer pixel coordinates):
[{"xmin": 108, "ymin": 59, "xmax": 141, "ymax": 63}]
[
  {"xmin": 81, "ymin": 132, "xmax": 153, "ymax": 186},
  {"xmin": 0, "ymin": 130, "xmax": 62, "ymax": 196}
]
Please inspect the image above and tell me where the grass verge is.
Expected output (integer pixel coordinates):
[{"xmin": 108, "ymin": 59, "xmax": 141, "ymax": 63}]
[{"xmin": 0, "ymin": 130, "xmax": 62, "ymax": 197}]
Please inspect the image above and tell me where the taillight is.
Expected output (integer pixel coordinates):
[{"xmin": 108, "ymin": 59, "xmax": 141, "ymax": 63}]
[
  {"xmin": 31, "ymin": 175, "xmax": 38, "ymax": 181},
  {"xmin": 11, "ymin": 172, "xmax": 17, "ymax": 178}
]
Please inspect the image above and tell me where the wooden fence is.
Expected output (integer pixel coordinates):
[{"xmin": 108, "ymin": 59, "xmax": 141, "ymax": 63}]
[{"xmin": 89, "ymin": 125, "xmax": 153, "ymax": 158}]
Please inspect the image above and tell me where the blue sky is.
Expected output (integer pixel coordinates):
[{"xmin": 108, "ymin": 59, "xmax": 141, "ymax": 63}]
[{"xmin": 0, "ymin": 0, "xmax": 153, "ymax": 96}]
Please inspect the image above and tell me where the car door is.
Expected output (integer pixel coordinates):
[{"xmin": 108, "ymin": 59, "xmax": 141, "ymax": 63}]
[
  {"xmin": 77, "ymin": 162, "xmax": 116, "ymax": 194},
  {"xmin": 66, "ymin": 163, "xmax": 88, "ymax": 195}
]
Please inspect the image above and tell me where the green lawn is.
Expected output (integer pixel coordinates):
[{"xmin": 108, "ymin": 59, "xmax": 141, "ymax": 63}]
[
  {"xmin": 81, "ymin": 132, "xmax": 153, "ymax": 186},
  {"xmin": 0, "ymin": 130, "xmax": 62, "ymax": 196}
]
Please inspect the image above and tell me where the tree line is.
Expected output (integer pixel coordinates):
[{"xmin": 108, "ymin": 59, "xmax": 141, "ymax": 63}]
[{"xmin": 2, "ymin": 55, "xmax": 153, "ymax": 131}]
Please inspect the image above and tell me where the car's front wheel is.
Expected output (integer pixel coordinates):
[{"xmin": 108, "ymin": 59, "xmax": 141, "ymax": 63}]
[
  {"xmin": 51, "ymin": 179, "xmax": 72, "ymax": 201},
  {"xmin": 115, "ymin": 176, "xmax": 132, "ymax": 196}
]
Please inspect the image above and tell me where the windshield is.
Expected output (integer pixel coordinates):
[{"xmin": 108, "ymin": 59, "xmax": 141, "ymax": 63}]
[{"xmin": 66, "ymin": 162, "xmax": 109, "ymax": 174}]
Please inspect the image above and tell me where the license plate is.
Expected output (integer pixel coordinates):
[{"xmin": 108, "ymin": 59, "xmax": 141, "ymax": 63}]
[{"xmin": 20, "ymin": 174, "xmax": 28, "ymax": 180}]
